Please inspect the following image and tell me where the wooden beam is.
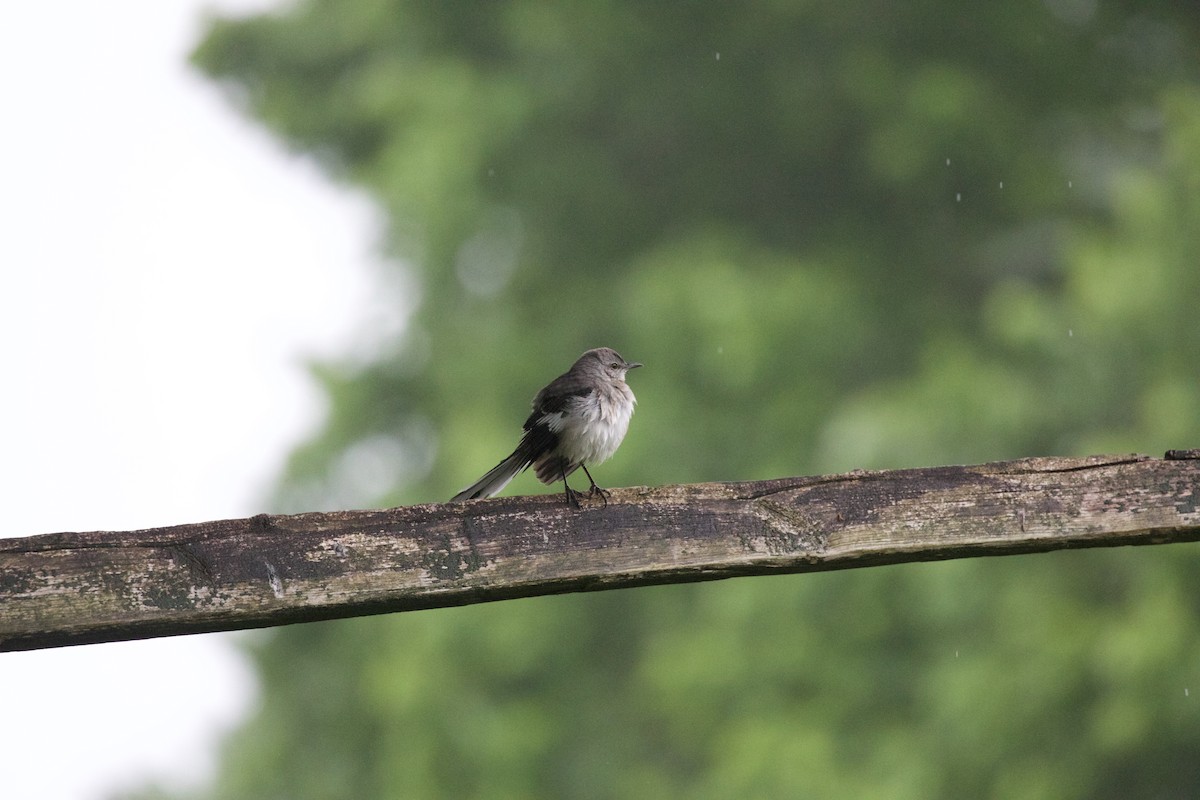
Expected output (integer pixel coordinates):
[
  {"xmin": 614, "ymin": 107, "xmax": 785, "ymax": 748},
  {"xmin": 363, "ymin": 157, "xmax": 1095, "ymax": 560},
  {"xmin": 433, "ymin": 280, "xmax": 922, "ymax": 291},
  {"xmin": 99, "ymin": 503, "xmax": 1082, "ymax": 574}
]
[{"xmin": 2, "ymin": 453, "xmax": 1198, "ymax": 651}]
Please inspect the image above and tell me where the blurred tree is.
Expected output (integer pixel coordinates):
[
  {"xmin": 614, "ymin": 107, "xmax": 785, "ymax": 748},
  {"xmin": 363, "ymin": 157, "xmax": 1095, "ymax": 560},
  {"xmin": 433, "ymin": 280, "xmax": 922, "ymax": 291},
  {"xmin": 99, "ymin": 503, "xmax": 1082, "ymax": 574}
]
[{"xmin": 120, "ymin": 1, "xmax": 1200, "ymax": 798}]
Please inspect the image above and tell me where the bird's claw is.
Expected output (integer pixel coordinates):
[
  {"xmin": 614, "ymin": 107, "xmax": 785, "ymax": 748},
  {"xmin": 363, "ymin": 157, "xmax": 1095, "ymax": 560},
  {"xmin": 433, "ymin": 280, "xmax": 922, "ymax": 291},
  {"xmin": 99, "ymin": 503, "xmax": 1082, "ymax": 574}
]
[
  {"xmin": 563, "ymin": 485, "xmax": 610, "ymax": 509},
  {"xmin": 586, "ymin": 484, "xmax": 611, "ymax": 508}
]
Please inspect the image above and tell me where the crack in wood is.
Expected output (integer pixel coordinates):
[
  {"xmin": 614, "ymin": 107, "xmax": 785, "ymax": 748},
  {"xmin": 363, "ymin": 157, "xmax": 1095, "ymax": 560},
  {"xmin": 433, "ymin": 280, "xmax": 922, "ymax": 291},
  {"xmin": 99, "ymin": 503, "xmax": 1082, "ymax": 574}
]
[{"xmin": 996, "ymin": 454, "xmax": 1149, "ymax": 474}]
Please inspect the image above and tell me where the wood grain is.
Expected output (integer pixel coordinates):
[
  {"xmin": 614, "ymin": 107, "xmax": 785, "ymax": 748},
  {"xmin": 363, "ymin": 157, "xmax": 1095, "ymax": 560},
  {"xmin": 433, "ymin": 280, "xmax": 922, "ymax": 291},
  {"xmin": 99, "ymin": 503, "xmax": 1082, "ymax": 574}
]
[{"xmin": 2, "ymin": 454, "xmax": 1197, "ymax": 651}]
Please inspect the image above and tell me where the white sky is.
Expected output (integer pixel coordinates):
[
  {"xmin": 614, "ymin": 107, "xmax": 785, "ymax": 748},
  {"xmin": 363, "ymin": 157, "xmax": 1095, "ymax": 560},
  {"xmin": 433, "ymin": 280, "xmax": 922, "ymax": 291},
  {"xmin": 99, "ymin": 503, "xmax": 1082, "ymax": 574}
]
[{"xmin": 0, "ymin": 3, "xmax": 397, "ymax": 798}]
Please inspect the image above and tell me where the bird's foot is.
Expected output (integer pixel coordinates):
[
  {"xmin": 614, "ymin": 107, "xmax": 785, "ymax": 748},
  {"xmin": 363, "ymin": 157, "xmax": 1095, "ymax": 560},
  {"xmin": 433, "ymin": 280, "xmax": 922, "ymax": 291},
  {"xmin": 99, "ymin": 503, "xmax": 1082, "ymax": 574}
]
[
  {"xmin": 586, "ymin": 484, "xmax": 611, "ymax": 508},
  {"xmin": 564, "ymin": 486, "xmax": 585, "ymax": 508}
]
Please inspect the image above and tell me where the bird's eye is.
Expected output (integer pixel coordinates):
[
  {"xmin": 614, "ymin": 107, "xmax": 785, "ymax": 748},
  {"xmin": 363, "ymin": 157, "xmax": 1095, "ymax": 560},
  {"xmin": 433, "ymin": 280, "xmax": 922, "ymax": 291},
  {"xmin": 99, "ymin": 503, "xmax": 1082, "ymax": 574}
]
[{"xmin": 610, "ymin": 362, "xmax": 620, "ymax": 369}]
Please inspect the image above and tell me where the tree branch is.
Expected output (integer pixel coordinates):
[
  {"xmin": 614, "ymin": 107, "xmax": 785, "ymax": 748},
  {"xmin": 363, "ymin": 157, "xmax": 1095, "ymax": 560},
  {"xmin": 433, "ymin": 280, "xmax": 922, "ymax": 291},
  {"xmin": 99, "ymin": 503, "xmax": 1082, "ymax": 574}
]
[{"xmin": 3, "ymin": 454, "xmax": 1198, "ymax": 651}]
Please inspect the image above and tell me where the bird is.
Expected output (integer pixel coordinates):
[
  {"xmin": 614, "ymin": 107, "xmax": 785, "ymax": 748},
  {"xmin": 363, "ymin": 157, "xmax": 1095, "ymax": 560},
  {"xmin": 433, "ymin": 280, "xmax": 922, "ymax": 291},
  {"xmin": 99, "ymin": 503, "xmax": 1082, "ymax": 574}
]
[{"xmin": 450, "ymin": 347, "xmax": 642, "ymax": 506}]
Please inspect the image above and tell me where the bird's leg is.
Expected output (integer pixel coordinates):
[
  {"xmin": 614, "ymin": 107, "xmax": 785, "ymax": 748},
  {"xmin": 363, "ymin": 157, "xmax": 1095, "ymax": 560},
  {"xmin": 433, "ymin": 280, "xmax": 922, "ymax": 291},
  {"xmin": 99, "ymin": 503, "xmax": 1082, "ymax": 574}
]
[
  {"xmin": 561, "ymin": 463, "xmax": 583, "ymax": 508},
  {"xmin": 580, "ymin": 464, "xmax": 610, "ymax": 508}
]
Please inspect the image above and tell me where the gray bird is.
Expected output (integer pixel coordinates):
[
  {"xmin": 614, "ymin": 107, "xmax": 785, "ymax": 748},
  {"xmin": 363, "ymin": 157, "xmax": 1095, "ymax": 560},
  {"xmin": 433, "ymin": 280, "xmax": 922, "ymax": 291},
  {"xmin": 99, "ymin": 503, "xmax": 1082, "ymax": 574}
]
[{"xmin": 450, "ymin": 347, "xmax": 642, "ymax": 505}]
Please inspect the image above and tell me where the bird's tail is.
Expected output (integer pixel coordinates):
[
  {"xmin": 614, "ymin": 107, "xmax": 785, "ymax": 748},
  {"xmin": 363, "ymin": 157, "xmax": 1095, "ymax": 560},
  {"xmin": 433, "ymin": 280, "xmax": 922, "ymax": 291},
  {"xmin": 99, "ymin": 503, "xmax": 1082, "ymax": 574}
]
[{"xmin": 450, "ymin": 449, "xmax": 531, "ymax": 502}]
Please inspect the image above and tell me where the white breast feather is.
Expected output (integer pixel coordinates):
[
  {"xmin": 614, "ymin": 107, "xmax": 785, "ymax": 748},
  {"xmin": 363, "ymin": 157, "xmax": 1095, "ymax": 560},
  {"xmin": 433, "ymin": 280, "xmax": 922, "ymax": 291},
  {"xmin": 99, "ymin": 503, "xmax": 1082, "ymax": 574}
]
[{"xmin": 550, "ymin": 384, "xmax": 636, "ymax": 466}]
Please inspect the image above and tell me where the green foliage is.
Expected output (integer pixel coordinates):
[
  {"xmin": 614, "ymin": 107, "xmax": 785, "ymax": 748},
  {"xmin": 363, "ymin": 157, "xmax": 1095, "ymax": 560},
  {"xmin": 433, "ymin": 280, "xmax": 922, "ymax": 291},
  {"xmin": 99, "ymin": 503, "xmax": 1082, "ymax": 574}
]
[
  {"xmin": 118, "ymin": 1, "xmax": 1200, "ymax": 797},
  {"xmin": 823, "ymin": 88, "xmax": 1200, "ymax": 470}
]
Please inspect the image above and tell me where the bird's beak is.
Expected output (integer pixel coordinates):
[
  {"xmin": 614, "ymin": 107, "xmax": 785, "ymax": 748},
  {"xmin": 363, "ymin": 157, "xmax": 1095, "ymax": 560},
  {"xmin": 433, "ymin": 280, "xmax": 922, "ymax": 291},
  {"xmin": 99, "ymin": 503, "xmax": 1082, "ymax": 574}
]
[{"xmin": 626, "ymin": 361, "xmax": 643, "ymax": 370}]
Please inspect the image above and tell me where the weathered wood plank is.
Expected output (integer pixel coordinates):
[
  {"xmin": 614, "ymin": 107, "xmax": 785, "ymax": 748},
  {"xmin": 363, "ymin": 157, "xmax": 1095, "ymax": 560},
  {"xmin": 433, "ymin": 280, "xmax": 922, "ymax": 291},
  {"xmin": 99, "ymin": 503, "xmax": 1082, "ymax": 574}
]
[{"xmin": 2, "ymin": 454, "xmax": 1198, "ymax": 651}]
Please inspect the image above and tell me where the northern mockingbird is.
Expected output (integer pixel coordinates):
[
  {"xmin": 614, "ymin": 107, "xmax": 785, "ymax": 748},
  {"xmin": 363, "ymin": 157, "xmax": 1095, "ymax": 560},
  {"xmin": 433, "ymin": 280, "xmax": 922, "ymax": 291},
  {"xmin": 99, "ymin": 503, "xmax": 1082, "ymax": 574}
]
[{"xmin": 450, "ymin": 347, "xmax": 642, "ymax": 505}]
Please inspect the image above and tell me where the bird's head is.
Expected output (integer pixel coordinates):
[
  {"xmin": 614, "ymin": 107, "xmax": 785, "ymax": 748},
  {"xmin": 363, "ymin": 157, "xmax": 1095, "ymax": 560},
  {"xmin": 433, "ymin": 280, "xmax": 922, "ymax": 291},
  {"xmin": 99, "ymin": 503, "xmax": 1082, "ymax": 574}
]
[{"xmin": 580, "ymin": 347, "xmax": 642, "ymax": 382}]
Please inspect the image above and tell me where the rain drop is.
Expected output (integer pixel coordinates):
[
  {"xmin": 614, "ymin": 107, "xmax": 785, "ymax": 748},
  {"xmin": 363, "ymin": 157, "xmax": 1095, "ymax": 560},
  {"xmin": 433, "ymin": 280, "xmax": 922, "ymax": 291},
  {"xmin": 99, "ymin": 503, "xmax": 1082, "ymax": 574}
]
[{"xmin": 956, "ymin": 193, "xmax": 962, "ymax": 202}]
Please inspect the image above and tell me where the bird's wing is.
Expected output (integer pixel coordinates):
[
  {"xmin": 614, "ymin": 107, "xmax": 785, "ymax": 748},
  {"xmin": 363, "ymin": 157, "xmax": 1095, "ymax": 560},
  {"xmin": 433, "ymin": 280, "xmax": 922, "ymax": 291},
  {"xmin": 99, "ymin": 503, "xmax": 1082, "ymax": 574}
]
[{"xmin": 524, "ymin": 382, "xmax": 594, "ymax": 431}]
